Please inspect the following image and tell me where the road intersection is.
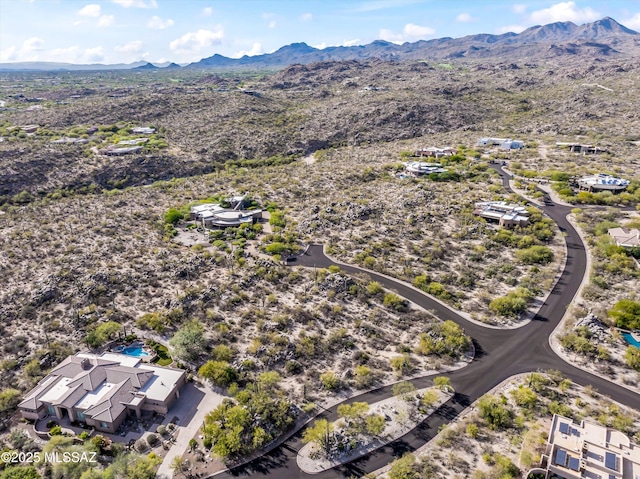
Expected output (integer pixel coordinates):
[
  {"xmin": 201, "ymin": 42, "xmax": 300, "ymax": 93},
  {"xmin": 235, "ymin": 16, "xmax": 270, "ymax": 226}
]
[{"xmin": 214, "ymin": 166, "xmax": 639, "ymax": 479}]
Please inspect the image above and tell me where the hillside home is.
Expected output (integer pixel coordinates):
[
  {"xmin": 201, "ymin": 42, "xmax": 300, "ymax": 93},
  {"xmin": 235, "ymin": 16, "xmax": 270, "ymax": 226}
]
[
  {"xmin": 477, "ymin": 138, "xmax": 525, "ymax": 150},
  {"xmin": 131, "ymin": 127, "xmax": 155, "ymax": 135},
  {"xmin": 414, "ymin": 147, "xmax": 457, "ymax": 158},
  {"xmin": 100, "ymin": 145, "xmax": 143, "ymax": 156},
  {"xmin": 556, "ymin": 142, "xmax": 608, "ymax": 155},
  {"xmin": 608, "ymin": 227, "xmax": 640, "ymax": 248},
  {"xmin": 405, "ymin": 161, "xmax": 448, "ymax": 176},
  {"xmin": 19, "ymin": 353, "xmax": 186, "ymax": 434},
  {"xmin": 540, "ymin": 414, "xmax": 640, "ymax": 479},
  {"xmin": 474, "ymin": 201, "xmax": 530, "ymax": 228},
  {"xmin": 577, "ymin": 174, "xmax": 629, "ymax": 192},
  {"xmin": 190, "ymin": 197, "xmax": 262, "ymax": 229}
]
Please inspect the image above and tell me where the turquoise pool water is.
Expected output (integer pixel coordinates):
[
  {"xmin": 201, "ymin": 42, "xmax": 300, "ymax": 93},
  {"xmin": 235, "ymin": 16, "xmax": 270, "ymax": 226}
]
[
  {"xmin": 118, "ymin": 345, "xmax": 149, "ymax": 357},
  {"xmin": 622, "ymin": 332, "xmax": 640, "ymax": 349}
]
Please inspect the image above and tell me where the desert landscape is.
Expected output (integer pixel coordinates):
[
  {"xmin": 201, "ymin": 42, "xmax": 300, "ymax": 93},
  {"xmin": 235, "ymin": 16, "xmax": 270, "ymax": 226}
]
[{"xmin": 0, "ymin": 10, "xmax": 639, "ymax": 479}]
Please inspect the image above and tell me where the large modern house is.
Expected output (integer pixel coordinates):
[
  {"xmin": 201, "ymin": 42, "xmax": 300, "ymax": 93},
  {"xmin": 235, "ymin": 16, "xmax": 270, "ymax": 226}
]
[
  {"xmin": 474, "ymin": 201, "xmax": 530, "ymax": 228},
  {"xmin": 404, "ymin": 161, "xmax": 448, "ymax": 176},
  {"xmin": 190, "ymin": 196, "xmax": 263, "ymax": 229},
  {"xmin": 477, "ymin": 137, "xmax": 525, "ymax": 150},
  {"xmin": 18, "ymin": 353, "xmax": 186, "ymax": 434},
  {"xmin": 540, "ymin": 414, "xmax": 640, "ymax": 479},
  {"xmin": 577, "ymin": 174, "xmax": 629, "ymax": 192}
]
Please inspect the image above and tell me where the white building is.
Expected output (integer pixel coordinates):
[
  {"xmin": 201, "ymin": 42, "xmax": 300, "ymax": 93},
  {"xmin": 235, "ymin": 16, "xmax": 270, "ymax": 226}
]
[
  {"xmin": 541, "ymin": 414, "xmax": 640, "ymax": 479},
  {"xmin": 474, "ymin": 201, "xmax": 530, "ymax": 228},
  {"xmin": 131, "ymin": 127, "xmax": 156, "ymax": 135},
  {"xmin": 608, "ymin": 228, "xmax": 640, "ymax": 248},
  {"xmin": 477, "ymin": 137, "xmax": 525, "ymax": 149},
  {"xmin": 577, "ymin": 174, "xmax": 629, "ymax": 192},
  {"xmin": 405, "ymin": 162, "xmax": 448, "ymax": 176}
]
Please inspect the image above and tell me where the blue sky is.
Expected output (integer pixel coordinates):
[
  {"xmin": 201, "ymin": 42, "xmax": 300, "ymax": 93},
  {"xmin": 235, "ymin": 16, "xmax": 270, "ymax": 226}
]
[{"xmin": 1, "ymin": 0, "xmax": 640, "ymax": 65}]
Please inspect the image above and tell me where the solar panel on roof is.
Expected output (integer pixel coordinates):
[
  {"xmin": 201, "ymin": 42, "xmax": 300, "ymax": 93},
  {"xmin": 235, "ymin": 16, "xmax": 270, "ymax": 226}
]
[
  {"xmin": 559, "ymin": 422, "xmax": 570, "ymax": 434},
  {"xmin": 605, "ymin": 452, "xmax": 617, "ymax": 471},
  {"xmin": 568, "ymin": 457, "xmax": 580, "ymax": 471},
  {"xmin": 555, "ymin": 449, "xmax": 567, "ymax": 467}
]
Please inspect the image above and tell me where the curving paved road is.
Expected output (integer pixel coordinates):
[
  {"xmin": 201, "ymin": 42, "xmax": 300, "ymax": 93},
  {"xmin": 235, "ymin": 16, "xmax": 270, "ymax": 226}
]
[{"xmin": 214, "ymin": 166, "xmax": 639, "ymax": 479}]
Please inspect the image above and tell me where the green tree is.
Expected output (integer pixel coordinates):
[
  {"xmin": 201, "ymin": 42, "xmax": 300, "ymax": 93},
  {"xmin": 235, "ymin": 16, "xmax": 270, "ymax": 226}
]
[
  {"xmin": 337, "ymin": 402, "xmax": 370, "ymax": 433},
  {"xmin": 609, "ymin": 299, "xmax": 640, "ymax": 329},
  {"xmin": 510, "ymin": 386, "xmax": 538, "ymax": 410},
  {"xmin": 434, "ymin": 376, "xmax": 452, "ymax": 391},
  {"xmin": 421, "ymin": 389, "xmax": 438, "ymax": 408},
  {"xmin": 624, "ymin": 346, "xmax": 640, "ymax": 370},
  {"xmin": 383, "ymin": 293, "xmax": 408, "ymax": 312},
  {"xmin": 169, "ymin": 319, "xmax": 208, "ymax": 362},
  {"xmin": 170, "ymin": 456, "xmax": 191, "ymax": 478},
  {"xmin": 478, "ymin": 395, "xmax": 513, "ymax": 430},
  {"xmin": 388, "ymin": 453, "xmax": 418, "ymax": 479},
  {"xmin": 0, "ymin": 467, "xmax": 41, "ymax": 479},
  {"xmin": 365, "ymin": 414, "xmax": 386, "ymax": 436},
  {"xmin": 198, "ymin": 360, "xmax": 237, "ymax": 387},
  {"xmin": 164, "ymin": 208, "xmax": 183, "ymax": 225},
  {"xmin": 390, "ymin": 355, "xmax": 412, "ymax": 376},
  {"xmin": 466, "ymin": 423, "xmax": 479, "ymax": 439},
  {"xmin": 302, "ymin": 419, "xmax": 333, "ymax": 455},
  {"xmin": 392, "ymin": 381, "xmax": 416, "ymax": 398},
  {"xmin": 86, "ymin": 321, "xmax": 121, "ymax": 348},
  {"xmin": 319, "ymin": 371, "xmax": 340, "ymax": 390},
  {"xmin": 0, "ymin": 389, "xmax": 22, "ymax": 419}
]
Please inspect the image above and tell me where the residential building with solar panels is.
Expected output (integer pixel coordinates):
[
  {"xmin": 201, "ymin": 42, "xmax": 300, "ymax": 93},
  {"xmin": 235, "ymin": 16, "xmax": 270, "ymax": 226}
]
[{"xmin": 538, "ymin": 414, "xmax": 640, "ymax": 479}]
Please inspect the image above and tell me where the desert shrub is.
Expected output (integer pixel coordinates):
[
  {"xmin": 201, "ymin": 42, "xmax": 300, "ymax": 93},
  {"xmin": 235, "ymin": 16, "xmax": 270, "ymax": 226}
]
[
  {"xmin": 478, "ymin": 395, "xmax": 513, "ymax": 430},
  {"xmin": 320, "ymin": 371, "xmax": 340, "ymax": 390},
  {"xmin": 147, "ymin": 433, "xmax": 159, "ymax": 447},
  {"xmin": 515, "ymin": 245, "xmax": 554, "ymax": 264}
]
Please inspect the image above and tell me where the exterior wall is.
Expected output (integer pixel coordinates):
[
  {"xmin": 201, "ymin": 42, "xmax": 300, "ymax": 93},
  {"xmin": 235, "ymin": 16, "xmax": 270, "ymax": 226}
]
[
  {"xmin": 20, "ymin": 406, "xmax": 45, "ymax": 421},
  {"xmin": 85, "ymin": 408, "xmax": 127, "ymax": 434}
]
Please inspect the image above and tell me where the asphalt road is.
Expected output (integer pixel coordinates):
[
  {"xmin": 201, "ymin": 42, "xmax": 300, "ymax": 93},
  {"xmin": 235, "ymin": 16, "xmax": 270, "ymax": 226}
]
[{"xmin": 214, "ymin": 166, "xmax": 639, "ymax": 479}]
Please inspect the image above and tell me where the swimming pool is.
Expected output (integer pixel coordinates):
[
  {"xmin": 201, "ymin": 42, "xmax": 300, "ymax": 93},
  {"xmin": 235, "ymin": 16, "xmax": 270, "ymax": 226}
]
[
  {"xmin": 117, "ymin": 344, "xmax": 149, "ymax": 357},
  {"xmin": 622, "ymin": 332, "xmax": 640, "ymax": 349}
]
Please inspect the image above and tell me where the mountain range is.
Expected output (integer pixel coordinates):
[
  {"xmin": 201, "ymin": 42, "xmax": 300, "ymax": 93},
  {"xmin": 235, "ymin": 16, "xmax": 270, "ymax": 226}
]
[{"xmin": 1, "ymin": 17, "xmax": 637, "ymax": 72}]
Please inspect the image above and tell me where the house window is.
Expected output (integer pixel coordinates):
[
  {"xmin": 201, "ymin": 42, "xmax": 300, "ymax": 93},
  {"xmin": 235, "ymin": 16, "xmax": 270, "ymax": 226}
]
[
  {"xmin": 100, "ymin": 422, "xmax": 107, "ymax": 429},
  {"xmin": 76, "ymin": 411, "xmax": 85, "ymax": 421},
  {"xmin": 47, "ymin": 405, "xmax": 56, "ymax": 415}
]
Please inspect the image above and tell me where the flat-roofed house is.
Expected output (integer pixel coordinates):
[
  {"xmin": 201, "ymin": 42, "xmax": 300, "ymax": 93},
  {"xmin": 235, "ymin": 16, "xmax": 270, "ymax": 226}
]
[
  {"xmin": 541, "ymin": 414, "xmax": 640, "ymax": 479},
  {"xmin": 474, "ymin": 201, "xmax": 530, "ymax": 228},
  {"xmin": 18, "ymin": 353, "xmax": 186, "ymax": 434},
  {"xmin": 608, "ymin": 228, "xmax": 640, "ymax": 248}
]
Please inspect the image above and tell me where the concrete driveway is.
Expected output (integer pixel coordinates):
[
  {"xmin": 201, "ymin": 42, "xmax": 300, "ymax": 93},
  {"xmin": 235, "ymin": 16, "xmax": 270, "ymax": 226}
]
[{"xmin": 156, "ymin": 382, "xmax": 225, "ymax": 479}]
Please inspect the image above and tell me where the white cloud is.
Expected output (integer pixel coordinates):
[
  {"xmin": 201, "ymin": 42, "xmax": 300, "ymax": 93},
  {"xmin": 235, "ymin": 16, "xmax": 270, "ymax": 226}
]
[
  {"xmin": 403, "ymin": 23, "xmax": 435, "ymax": 37},
  {"xmin": 203, "ymin": 6, "xmax": 213, "ymax": 16},
  {"xmin": 97, "ymin": 15, "xmax": 114, "ymax": 27},
  {"xmin": 0, "ymin": 46, "xmax": 18, "ymax": 62},
  {"xmin": 48, "ymin": 45, "xmax": 106, "ymax": 63},
  {"xmin": 262, "ymin": 13, "xmax": 277, "ymax": 29},
  {"xmin": 529, "ymin": 1, "xmax": 599, "ymax": 24},
  {"xmin": 300, "ymin": 12, "xmax": 313, "ymax": 21},
  {"xmin": 23, "ymin": 37, "xmax": 44, "ymax": 52},
  {"xmin": 456, "ymin": 13, "xmax": 475, "ymax": 23},
  {"xmin": 313, "ymin": 38, "xmax": 361, "ymax": 49},
  {"xmin": 513, "ymin": 4, "xmax": 527, "ymax": 14},
  {"xmin": 233, "ymin": 42, "xmax": 262, "ymax": 58},
  {"xmin": 148, "ymin": 15, "xmax": 174, "ymax": 29},
  {"xmin": 497, "ymin": 24, "xmax": 527, "ymax": 34},
  {"xmin": 115, "ymin": 40, "xmax": 143, "ymax": 53},
  {"xmin": 624, "ymin": 13, "xmax": 640, "ymax": 30},
  {"xmin": 381, "ymin": 23, "xmax": 435, "ymax": 43},
  {"xmin": 111, "ymin": 0, "xmax": 157, "ymax": 8},
  {"xmin": 78, "ymin": 4, "xmax": 101, "ymax": 17},
  {"xmin": 169, "ymin": 28, "xmax": 224, "ymax": 56}
]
